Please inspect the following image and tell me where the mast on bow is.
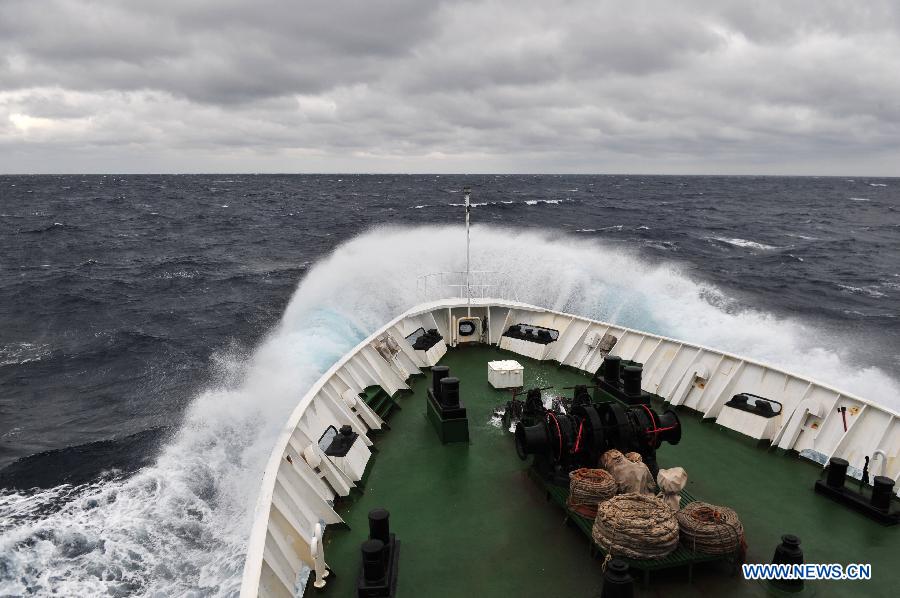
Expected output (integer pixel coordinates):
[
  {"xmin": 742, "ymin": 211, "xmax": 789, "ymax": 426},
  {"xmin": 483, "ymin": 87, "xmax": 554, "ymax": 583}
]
[{"xmin": 464, "ymin": 186, "xmax": 471, "ymax": 316}]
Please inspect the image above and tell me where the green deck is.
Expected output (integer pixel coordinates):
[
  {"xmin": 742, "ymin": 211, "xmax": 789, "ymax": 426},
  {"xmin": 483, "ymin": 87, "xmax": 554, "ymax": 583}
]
[{"xmin": 318, "ymin": 346, "xmax": 897, "ymax": 597}]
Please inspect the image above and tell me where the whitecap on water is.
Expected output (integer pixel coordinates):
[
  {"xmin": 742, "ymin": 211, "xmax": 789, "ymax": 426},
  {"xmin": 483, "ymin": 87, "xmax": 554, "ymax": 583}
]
[
  {"xmin": 836, "ymin": 284, "xmax": 886, "ymax": 299},
  {"xmin": 524, "ymin": 199, "xmax": 567, "ymax": 205},
  {"xmin": 708, "ymin": 236, "xmax": 779, "ymax": 251},
  {"xmin": 0, "ymin": 343, "xmax": 53, "ymax": 367}
]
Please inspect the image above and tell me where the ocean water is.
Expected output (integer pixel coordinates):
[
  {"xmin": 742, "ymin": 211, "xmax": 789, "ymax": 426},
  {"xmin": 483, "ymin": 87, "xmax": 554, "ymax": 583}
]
[{"xmin": 0, "ymin": 174, "xmax": 898, "ymax": 595}]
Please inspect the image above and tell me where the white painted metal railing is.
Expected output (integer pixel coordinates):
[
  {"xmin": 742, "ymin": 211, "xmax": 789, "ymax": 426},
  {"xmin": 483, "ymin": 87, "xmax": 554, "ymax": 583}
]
[{"xmin": 416, "ymin": 271, "xmax": 519, "ymax": 303}]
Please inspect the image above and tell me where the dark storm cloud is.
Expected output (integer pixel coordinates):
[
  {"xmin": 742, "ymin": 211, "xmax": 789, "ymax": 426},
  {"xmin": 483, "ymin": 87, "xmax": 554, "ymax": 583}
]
[
  {"xmin": 0, "ymin": 0, "xmax": 440, "ymax": 102},
  {"xmin": 1, "ymin": 0, "xmax": 899, "ymax": 173}
]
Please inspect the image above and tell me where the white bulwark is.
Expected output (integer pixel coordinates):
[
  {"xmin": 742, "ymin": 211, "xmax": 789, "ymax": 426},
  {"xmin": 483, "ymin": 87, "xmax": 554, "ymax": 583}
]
[{"xmin": 240, "ymin": 298, "xmax": 900, "ymax": 598}]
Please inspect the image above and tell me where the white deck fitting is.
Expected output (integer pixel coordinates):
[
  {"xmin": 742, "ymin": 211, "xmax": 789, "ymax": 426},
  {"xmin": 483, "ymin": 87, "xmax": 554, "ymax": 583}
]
[
  {"xmin": 240, "ymin": 298, "xmax": 900, "ymax": 598},
  {"xmin": 488, "ymin": 360, "xmax": 524, "ymax": 389}
]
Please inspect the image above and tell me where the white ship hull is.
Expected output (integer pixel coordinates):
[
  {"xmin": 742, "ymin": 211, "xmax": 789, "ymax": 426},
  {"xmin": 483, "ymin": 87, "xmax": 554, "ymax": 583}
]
[{"xmin": 240, "ymin": 298, "xmax": 900, "ymax": 598}]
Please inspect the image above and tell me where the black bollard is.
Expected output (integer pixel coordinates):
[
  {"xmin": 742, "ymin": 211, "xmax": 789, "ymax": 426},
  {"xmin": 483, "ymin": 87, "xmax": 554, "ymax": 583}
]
[
  {"xmin": 357, "ymin": 507, "xmax": 400, "ymax": 597},
  {"xmin": 431, "ymin": 366, "xmax": 450, "ymax": 399},
  {"xmin": 622, "ymin": 366, "xmax": 643, "ymax": 397},
  {"xmin": 603, "ymin": 356, "xmax": 622, "ymax": 386},
  {"xmin": 825, "ymin": 457, "xmax": 849, "ymax": 489},
  {"xmin": 770, "ymin": 534, "xmax": 804, "ymax": 592},
  {"xmin": 361, "ymin": 539, "xmax": 386, "ymax": 585},
  {"xmin": 600, "ymin": 558, "xmax": 634, "ymax": 598},
  {"xmin": 440, "ymin": 377, "xmax": 460, "ymax": 408},
  {"xmin": 368, "ymin": 508, "xmax": 390, "ymax": 544},
  {"xmin": 871, "ymin": 476, "xmax": 895, "ymax": 511}
]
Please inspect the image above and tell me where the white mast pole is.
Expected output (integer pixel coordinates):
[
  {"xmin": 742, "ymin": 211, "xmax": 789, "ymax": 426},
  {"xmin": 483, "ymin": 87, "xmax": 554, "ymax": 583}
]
[{"xmin": 464, "ymin": 186, "xmax": 471, "ymax": 316}]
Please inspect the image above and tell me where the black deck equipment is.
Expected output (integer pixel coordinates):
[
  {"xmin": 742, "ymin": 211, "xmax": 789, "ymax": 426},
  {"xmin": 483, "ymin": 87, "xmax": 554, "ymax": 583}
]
[
  {"xmin": 425, "ymin": 367, "xmax": 469, "ymax": 443},
  {"xmin": 514, "ymin": 380, "xmax": 680, "ymax": 481},
  {"xmin": 601, "ymin": 559, "xmax": 635, "ymax": 598},
  {"xmin": 357, "ymin": 508, "xmax": 400, "ymax": 597},
  {"xmin": 814, "ymin": 457, "xmax": 900, "ymax": 525},
  {"xmin": 769, "ymin": 534, "xmax": 804, "ymax": 592},
  {"xmin": 594, "ymin": 357, "xmax": 657, "ymax": 406}
]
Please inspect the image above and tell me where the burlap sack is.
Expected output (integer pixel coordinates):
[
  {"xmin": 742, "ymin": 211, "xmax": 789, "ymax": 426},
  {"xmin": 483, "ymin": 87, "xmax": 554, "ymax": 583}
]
[
  {"xmin": 600, "ymin": 449, "xmax": 655, "ymax": 495},
  {"xmin": 656, "ymin": 467, "xmax": 688, "ymax": 511}
]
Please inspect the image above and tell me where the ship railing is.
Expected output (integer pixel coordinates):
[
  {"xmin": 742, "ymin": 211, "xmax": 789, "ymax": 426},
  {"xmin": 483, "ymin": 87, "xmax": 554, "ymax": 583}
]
[{"xmin": 416, "ymin": 270, "xmax": 519, "ymax": 303}]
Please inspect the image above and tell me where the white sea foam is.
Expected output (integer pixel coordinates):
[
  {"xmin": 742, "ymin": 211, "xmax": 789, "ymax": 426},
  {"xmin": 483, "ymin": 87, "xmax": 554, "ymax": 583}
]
[
  {"xmin": 156, "ymin": 270, "xmax": 200, "ymax": 280},
  {"xmin": 2, "ymin": 225, "xmax": 899, "ymax": 596},
  {"xmin": 709, "ymin": 236, "xmax": 779, "ymax": 251},
  {"xmin": 524, "ymin": 199, "xmax": 567, "ymax": 205},
  {"xmin": 644, "ymin": 240, "xmax": 678, "ymax": 252},
  {"xmin": 848, "ymin": 197, "xmax": 871, "ymax": 202},
  {"xmin": 0, "ymin": 343, "xmax": 52, "ymax": 367},
  {"xmin": 573, "ymin": 225, "xmax": 621, "ymax": 233},
  {"xmin": 837, "ymin": 284, "xmax": 887, "ymax": 299}
]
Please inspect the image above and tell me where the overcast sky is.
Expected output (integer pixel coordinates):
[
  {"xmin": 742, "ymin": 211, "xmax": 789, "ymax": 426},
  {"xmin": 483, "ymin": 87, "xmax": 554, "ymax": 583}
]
[{"xmin": 1, "ymin": 0, "xmax": 899, "ymax": 175}]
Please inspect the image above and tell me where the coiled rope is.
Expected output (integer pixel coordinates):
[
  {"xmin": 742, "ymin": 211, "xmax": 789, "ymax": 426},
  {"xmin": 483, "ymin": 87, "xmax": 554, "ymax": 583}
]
[
  {"xmin": 676, "ymin": 501, "xmax": 745, "ymax": 557},
  {"xmin": 567, "ymin": 468, "xmax": 617, "ymax": 518},
  {"xmin": 592, "ymin": 493, "xmax": 679, "ymax": 559}
]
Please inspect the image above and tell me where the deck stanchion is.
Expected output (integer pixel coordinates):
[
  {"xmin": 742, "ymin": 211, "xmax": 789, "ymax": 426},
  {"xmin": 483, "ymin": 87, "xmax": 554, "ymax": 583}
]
[{"xmin": 311, "ymin": 522, "xmax": 329, "ymax": 590}]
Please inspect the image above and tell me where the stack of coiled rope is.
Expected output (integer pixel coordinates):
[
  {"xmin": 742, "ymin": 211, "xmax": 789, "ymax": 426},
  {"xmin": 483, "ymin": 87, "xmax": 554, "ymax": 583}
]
[
  {"xmin": 676, "ymin": 501, "xmax": 745, "ymax": 556},
  {"xmin": 591, "ymin": 493, "xmax": 679, "ymax": 559},
  {"xmin": 567, "ymin": 468, "xmax": 617, "ymax": 518}
]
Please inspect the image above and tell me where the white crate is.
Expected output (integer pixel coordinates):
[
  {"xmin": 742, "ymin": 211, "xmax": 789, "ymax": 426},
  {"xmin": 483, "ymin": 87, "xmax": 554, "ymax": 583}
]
[{"xmin": 488, "ymin": 360, "xmax": 524, "ymax": 389}]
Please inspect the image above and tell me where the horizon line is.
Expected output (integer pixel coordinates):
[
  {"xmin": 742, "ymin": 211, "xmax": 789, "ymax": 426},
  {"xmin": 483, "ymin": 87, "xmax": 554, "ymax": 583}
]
[{"xmin": 2, "ymin": 172, "xmax": 898, "ymax": 179}]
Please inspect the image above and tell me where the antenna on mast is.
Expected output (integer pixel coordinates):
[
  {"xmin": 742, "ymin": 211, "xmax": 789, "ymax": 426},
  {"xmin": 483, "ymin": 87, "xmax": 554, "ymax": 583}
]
[{"xmin": 464, "ymin": 186, "xmax": 471, "ymax": 316}]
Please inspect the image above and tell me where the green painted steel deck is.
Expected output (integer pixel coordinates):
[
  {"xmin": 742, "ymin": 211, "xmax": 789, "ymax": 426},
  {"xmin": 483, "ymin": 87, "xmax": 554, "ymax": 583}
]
[{"xmin": 317, "ymin": 346, "xmax": 897, "ymax": 597}]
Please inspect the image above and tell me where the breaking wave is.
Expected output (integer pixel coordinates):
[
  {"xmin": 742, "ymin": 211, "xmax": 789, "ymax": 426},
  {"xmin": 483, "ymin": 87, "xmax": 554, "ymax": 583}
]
[
  {"xmin": 0, "ymin": 343, "xmax": 53, "ymax": 367},
  {"xmin": 708, "ymin": 236, "xmax": 780, "ymax": 251},
  {"xmin": 2, "ymin": 225, "xmax": 899, "ymax": 596}
]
